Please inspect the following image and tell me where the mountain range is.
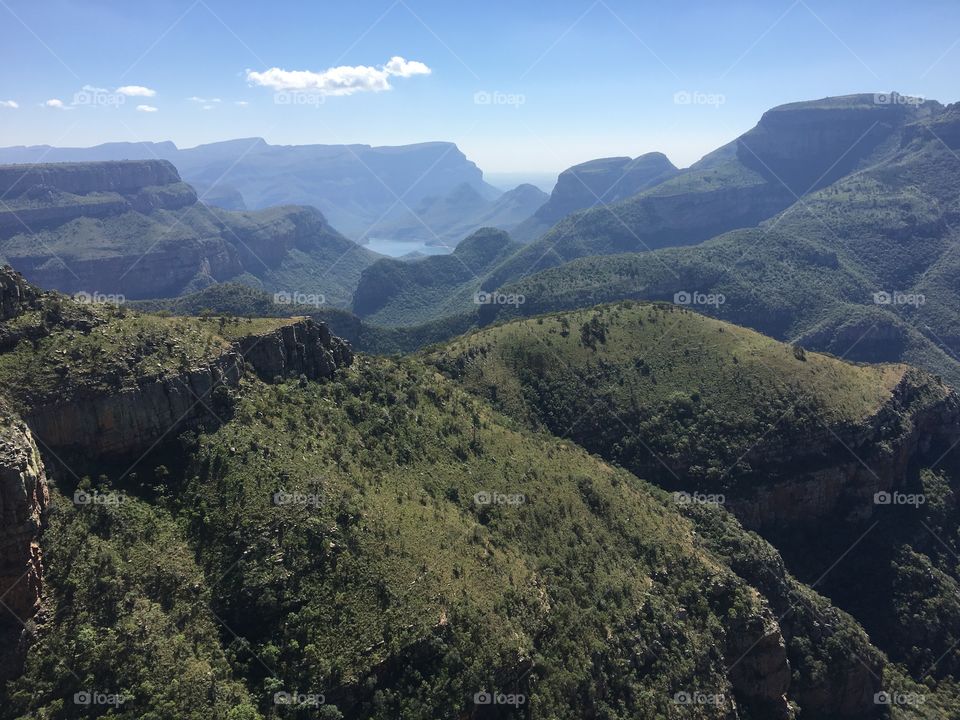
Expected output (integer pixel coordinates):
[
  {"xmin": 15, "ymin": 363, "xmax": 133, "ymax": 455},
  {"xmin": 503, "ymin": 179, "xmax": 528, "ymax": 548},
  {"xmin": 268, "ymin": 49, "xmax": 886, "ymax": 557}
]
[{"xmin": 0, "ymin": 139, "xmax": 546, "ymax": 246}]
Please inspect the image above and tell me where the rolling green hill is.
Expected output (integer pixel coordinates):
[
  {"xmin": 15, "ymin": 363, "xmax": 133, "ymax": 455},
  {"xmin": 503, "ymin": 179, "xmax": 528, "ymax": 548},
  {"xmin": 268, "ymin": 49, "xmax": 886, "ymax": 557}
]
[{"xmin": 427, "ymin": 301, "xmax": 960, "ymax": 693}]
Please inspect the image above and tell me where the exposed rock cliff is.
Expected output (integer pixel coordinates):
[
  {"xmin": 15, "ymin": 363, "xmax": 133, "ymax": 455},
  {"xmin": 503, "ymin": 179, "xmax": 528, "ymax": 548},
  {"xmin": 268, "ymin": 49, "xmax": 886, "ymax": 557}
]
[
  {"xmin": 0, "ymin": 406, "xmax": 47, "ymax": 625},
  {"xmin": 0, "ymin": 160, "xmax": 197, "ymax": 239},
  {"xmin": 0, "ymin": 403, "xmax": 48, "ymax": 683},
  {"xmin": 22, "ymin": 317, "xmax": 351, "ymax": 458},
  {"xmin": 237, "ymin": 316, "xmax": 353, "ymax": 383},
  {"xmin": 0, "ymin": 267, "xmax": 38, "ymax": 321},
  {"xmin": 730, "ymin": 369, "xmax": 960, "ymax": 532}
]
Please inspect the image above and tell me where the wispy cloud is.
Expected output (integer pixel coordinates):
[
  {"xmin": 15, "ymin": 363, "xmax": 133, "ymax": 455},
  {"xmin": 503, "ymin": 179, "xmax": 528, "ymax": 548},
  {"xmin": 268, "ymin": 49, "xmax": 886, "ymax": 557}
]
[
  {"xmin": 136, "ymin": 104, "xmax": 158, "ymax": 112},
  {"xmin": 117, "ymin": 85, "xmax": 156, "ymax": 97},
  {"xmin": 188, "ymin": 96, "xmax": 221, "ymax": 103},
  {"xmin": 245, "ymin": 55, "xmax": 430, "ymax": 96},
  {"xmin": 234, "ymin": 100, "xmax": 249, "ymax": 106},
  {"xmin": 0, "ymin": 100, "xmax": 18, "ymax": 109}
]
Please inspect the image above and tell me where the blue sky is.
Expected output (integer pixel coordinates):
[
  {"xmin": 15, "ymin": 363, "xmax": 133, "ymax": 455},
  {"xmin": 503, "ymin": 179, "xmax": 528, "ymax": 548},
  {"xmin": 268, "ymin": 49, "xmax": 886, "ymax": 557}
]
[{"xmin": 0, "ymin": 0, "xmax": 957, "ymax": 177}]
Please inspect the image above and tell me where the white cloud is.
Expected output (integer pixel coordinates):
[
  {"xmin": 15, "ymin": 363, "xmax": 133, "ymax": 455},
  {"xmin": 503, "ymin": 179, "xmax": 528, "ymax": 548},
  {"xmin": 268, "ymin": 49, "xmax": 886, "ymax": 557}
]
[
  {"xmin": 136, "ymin": 104, "xmax": 158, "ymax": 112},
  {"xmin": 189, "ymin": 96, "xmax": 222, "ymax": 103},
  {"xmin": 202, "ymin": 105, "xmax": 214, "ymax": 110},
  {"xmin": 234, "ymin": 100, "xmax": 249, "ymax": 106},
  {"xmin": 0, "ymin": 100, "xmax": 18, "ymax": 109},
  {"xmin": 245, "ymin": 55, "xmax": 430, "ymax": 96},
  {"xmin": 117, "ymin": 85, "xmax": 156, "ymax": 97},
  {"xmin": 383, "ymin": 56, "xmax": 431, "ymax": 78},
  {"xmin": 44, "ymin": 98, "xmax": 69, "ymax": 109}
]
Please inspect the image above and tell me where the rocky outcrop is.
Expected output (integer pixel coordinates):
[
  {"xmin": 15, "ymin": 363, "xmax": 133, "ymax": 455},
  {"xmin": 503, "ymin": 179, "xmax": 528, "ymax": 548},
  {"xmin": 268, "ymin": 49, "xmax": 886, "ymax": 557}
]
[
  {"xmin": 0, "ymin": 406, "xmax": 48, "ymax": 624},
  {"xmin": 0, "ymin": 404, "xmax": 48, "ymax": 682},
  {"xmin": 725, "ymin": 611, "xmax": 793, "ymax": 719},
  {"xmin": 237, "ymin": 318, "xmax": 353, "ymax": 383},
  {"xmin": 0, "ymin": 160, "xmax": 182, "ymax": 198},
  {"xmin": 25, "ymin": 351, "xmax": 244, "ymax": 457},
  {"xmin": 0, "ymin": 266, "xmax": 38, "ymax": 321},
  {"xmin": 22, "ymin": 318, "xmax": 351, "ymax": 458},
  {"xmin": 730, "ymin": 369, "xmax": 960, "ymax": 532}
]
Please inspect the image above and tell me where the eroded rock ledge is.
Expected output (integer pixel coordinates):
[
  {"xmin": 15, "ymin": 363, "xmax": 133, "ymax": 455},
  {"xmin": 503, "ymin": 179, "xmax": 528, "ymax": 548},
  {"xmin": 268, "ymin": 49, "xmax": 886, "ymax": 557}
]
[{"xmin": 23, "ymin": 317, "xmax": 352, "ymax": 458}]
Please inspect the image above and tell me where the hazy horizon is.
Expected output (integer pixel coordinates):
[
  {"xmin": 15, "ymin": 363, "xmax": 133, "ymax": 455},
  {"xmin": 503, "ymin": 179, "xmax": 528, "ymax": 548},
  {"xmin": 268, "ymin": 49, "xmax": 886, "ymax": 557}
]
[{"xmin": 1, "ymin": 0, "xmax": 958, "ymax": 175}]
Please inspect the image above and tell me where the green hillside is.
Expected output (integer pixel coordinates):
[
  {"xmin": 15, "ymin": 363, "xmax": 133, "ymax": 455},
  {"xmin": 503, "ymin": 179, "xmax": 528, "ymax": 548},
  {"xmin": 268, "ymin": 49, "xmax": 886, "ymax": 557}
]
[
  {"xmin": 427, "ymin": 301, "xmax": 960, "ymax": 694},
  {"xmin": 351, "ymin": 227, "xmax": 518, "ymax": 326},
  {"xmin": 3, "ymin": 273, "xmax": 956, "ymax": 717}
]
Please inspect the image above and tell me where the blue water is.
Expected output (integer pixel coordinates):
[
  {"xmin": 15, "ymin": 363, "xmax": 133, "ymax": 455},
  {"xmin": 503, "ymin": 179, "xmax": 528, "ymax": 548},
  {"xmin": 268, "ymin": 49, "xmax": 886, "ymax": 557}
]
[{"xmin": 364, "ymin": 238, "xmax": 452, "ymax": 258}]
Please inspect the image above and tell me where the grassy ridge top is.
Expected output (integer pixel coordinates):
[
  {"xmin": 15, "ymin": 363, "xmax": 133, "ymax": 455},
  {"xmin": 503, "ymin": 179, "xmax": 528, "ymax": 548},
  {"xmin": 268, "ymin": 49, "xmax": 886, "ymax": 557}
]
[
  {"xmin": 435, "ymin": 301, "xmax": 905, "ymax": 425},
  {"xmin": 429, "ymin": 302, "xmax": 917, "ymax": 491},
  {"xmin": 0, "ymin": 296, "xmax": 296, "ymax": 405}
]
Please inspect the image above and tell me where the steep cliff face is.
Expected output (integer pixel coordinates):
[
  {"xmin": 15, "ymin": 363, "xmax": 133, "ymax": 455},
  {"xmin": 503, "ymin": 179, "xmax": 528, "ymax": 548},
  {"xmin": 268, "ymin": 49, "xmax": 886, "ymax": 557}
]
[
  {"xmin": 0, "ymin": 161, "xmax": 380, "ymax": 306},
  {"xmin": 237, "ymin": 317, "xmax": 353, "ymax": 383},
  {"xmin": 537, "ymin": 153, "xmax": 679, "ymax": 224},
  {"xmin": 25, "ymin": 351, "xmax": 244, "ymax": 457},
  {"xmin": 0, "ymin": 267, "xmax": 38, "ymax": 321},
  {"xmin": 0, "ymin": 405, "xmax": 48, "ymax": 684},
  {"xmin": 0, "ymin": 160, "xmax": 197, "ymax": 239},
  {"xmin": 0, "ymin": 405, "xmax": 48, "ymax": 625},
  {"xmin": 0, "ymin": 160, "xmax": 182, "ymax": 198},
  {"xmin": 739, "ymin": 94, "xmax": 939, "ymax": 193},
  {"xmin": 22, "ymin": 317, "xmax": 351, "ymax": 458},
  {"xmin": 730, "ymin": 369, "xmax": 960, "ymax": 532}
]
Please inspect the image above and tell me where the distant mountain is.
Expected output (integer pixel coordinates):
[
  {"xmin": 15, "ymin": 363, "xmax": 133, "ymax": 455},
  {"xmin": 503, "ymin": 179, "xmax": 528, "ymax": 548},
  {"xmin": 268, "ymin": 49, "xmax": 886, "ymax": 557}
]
[
  {"xmin": 483, "ymin": 94, "xmax": 940, "ymax": 290},
  {"xmin": 480, "ymin": 99, "xmax": 960, "ymax": 387},
  {"xmin": 511, "ymin": 152, "xmax": 679, "ymax": 242},
  {"xmin": 0, "ymin": 160, "xmax": 381, "ymax": 306},
  {"xmin": 352, "ymin": 227, "xmax": 521, "ymax": 326},
  {"xmin": 0, "ymin": 139, "xmax": 503, "ymax": 242},
  {"xmin": 372, "ymin": 181, "xmax": 547, "ymax": 246}
]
